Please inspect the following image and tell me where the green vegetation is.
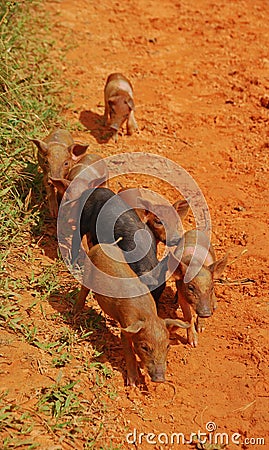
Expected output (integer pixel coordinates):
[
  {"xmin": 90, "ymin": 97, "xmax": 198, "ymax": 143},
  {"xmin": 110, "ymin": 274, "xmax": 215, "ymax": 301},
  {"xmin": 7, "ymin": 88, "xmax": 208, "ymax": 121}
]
[
  {"xmin": 0, "ymin": 2, "xmax": 120, "ymax": 448},
  {"xmin": 0, "ymin": 1, "xmax": 64, "ymax": 250}
]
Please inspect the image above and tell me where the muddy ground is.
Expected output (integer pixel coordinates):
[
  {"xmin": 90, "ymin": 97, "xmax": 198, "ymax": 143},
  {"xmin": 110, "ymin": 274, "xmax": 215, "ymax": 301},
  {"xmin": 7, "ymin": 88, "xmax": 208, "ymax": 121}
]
[{"xmin": 1, "ymin": 0, "xmax": 268, "ymax": 449}]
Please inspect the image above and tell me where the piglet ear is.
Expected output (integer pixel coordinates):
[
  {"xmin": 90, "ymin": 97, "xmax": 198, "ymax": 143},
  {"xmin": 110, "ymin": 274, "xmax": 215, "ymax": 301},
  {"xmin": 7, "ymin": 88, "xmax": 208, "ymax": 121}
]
[
  {"xmin": 208, "ymin": 252, "xmax": 229, "ymax": 278},
  {"xmin": 69, "ymin": 143, "xmax": 89, "ymax": 161},
  {"xmin": 121, "ymin": 320, "xmax": 145, "ymax": 334},
  {"xmin": 173, "ymin": 199, "xmax": 189, "ymax": 220},
  {"xmin": 167, "ymin": 252, "xmax": 186, "ymax": 279},
  {"xmin": 136, "ymin": 197, "xmax": 152, "ymax": 222},
  {"xmin": 127, "ymin": 97, "xmax": 135, "ymax": 111},
  {"xmin": 31, "ymin": 139, "xmax": 49, "ymax": 155},
  {"xmin": 140, "ymin": 272, "xmax": 158, "ymax": 287}
]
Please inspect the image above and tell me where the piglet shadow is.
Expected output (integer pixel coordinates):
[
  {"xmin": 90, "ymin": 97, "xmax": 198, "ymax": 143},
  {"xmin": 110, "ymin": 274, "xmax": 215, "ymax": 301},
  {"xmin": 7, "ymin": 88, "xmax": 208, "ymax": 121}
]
[
  {"xmin": 48, "ymin": 290, "xmax": 126, "ymax": 378},
  {"xmin": 158, "ymin": 285, "xmax": 188, "ymax": 346},
  {"xmin": 79, "ymin": 110, "xmax": 114, "ymax": 144},
  {"xmin": 15, "ymin": 161, "xmax": 59, "ymax": 260},
  {"xmin": 48, "ymin": 289, "xmax": 148, "ymax": 389}
]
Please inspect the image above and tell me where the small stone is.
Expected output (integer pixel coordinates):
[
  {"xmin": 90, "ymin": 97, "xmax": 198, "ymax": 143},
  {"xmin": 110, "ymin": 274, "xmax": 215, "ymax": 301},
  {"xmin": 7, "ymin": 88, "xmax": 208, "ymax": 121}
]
[{"xmin": 260, "ymin": 94, "xmax": 269, "ymax": 109}]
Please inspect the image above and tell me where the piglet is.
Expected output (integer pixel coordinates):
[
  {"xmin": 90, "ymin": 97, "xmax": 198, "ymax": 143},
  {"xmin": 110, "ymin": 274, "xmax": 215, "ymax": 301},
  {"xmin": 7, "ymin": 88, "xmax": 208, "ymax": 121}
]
[
  {"xmin": 51, "ymin": 154, "xmax": 109, "ymax": 258},
  {"xmin": 71, "ymin": 187, "xmax": 167, "ymax": 306},
  {"xmin": 32, "ymin": 129, "xmax": 88, "ymax": 218},
  {"xmin": 168, "ymin": 230, "xmax": 228, "ymax": 347},
  {"xmin": 50, "ymin": 153, "xmax": 109, "ymax": 201},
  {"xmin": 118, "ymin": 187, "xmax": 189, "ymax": 246},
  {"xmin": 78, "ymin": 243, "xmax": 189, "ymax": 386},
  {"xmin": 104, "ymin": 73, "xmax": 138, "ymax": 142}
]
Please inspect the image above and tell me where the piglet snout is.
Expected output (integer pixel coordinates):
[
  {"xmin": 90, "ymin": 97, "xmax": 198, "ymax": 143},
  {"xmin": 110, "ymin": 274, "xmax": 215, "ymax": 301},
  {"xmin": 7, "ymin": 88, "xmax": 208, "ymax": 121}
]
[
  {"xmin": 197, "ymin": 307, "xmax": 212, "ymax": 318},
  {"xmin": 149, "ymin": 365, "xmax": 166, "ymax": 383}
]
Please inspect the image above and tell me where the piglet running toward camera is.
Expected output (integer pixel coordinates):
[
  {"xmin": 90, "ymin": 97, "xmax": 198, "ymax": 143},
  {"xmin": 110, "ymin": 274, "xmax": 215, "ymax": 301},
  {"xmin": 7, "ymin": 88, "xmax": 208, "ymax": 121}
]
[
  {"xmin": 32, "ymin": 129, "xmax": 88, "ymax": 217},
  {"xmin": 50, "ymin": 153, "xmax": 109, "ymax": 202},
  {"xmin": 168, "ymin": 230, "xmax": 228, "ymax": 347},
  {"xmin": 79, "ymin": 243, "xmax": 189, "ymax": 386},
  {"xmin": 104, "ymin": 73, "xmax": 138, "ymax": 142}
]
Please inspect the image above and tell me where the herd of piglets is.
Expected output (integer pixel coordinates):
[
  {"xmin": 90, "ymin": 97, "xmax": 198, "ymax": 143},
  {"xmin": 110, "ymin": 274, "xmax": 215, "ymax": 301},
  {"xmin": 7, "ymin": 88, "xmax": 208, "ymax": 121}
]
[{"xmin": 32, "ymin": 73, "xmax": 228, "ymax": 386}]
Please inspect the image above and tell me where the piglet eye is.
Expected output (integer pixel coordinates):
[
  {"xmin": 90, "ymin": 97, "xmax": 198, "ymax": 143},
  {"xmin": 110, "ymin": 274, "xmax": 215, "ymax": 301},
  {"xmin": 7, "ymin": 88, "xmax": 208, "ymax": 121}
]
[
  {"xmin": 154, "ymin": 218, "xmax": 162, "ymax": 225},
  {"xmin": 188, "ymin": 284, "xmax": 195, "ymax": 292},
  {"xmin": 141, "ymin": 344, "xmax": 150, "ymax": 353},
  {"xmin": 64, "ymin": 161, "xmax": 69, "ymax": 167}
]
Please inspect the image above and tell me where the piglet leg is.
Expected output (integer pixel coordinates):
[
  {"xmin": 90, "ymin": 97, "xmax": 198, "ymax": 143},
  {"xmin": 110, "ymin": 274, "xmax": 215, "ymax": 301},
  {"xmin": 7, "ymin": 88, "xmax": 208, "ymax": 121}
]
[
  {"xmin": 73, "ymin": 285, "xmax": 90, "ymax": 314},
  {"xmin": 196, "ymin": 317, "xmax": 207, "ymax": 333},
  {"xmin": 121, "ymin": 332, "xmax": 139, "ymax": 386},
  {"xmin": 176, "ymin": 282, "xmax": 198, "ymax": 347},
  {"xmin": 44, "ymin": 176, "xmax": 58, "ymax": 218},
  {"xmin": 127, "ymin": 110, "xmax": 138, "ymax": 135},
  {"xmin": 103, "ymin": 101, "xmax": 109, "ymax": 126}
]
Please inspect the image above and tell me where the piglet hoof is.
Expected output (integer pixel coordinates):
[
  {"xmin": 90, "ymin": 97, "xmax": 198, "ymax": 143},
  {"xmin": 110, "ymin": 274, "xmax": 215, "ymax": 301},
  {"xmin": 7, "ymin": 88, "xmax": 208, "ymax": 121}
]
[
  {"xmin": 189, "ymin": 339, "xmax": 198, "ymax": 348},
  {"xmin": 72, "ymin": 301, "xmax": 85, "ymax": 316},
  {"xmin": 197, "ymin": 324, "xmax": 205, "ymax": 333},
  {"xmin": 196, "ymin": 317, "xmax": 206, "ymax": 333},
  {"xmin": 127, "ymin": 127, "xmax": 138, "ymax": 136},
  {"xmin": 126, "ymin": 376, "xmax": 138, "ymax": 388},
  {"xmin": 187, "ymin": 330, "xmax": 198, "ymax": 348}
]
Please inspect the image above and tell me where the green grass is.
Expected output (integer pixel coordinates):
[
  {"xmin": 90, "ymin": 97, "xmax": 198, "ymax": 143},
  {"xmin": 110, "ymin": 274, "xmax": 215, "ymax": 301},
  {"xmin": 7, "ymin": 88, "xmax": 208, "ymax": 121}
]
[
  {"xmin": 0, "ymin": 2, "xmax": 122, "ymax": 449},
  {"xmin": 0, "ymin": 0, "xmax": 65, "ymax": 255},
  {"xmin": 0, "ymin": 392, "xmax": 38, "ymax": 450}
]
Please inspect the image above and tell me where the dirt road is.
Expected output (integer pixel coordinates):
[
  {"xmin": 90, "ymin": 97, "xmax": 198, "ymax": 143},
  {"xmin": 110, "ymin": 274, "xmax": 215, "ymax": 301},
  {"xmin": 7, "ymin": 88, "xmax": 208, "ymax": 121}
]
[{"xmin": 3, "ymin": 0, "xmax": 268, "ymax": 448}]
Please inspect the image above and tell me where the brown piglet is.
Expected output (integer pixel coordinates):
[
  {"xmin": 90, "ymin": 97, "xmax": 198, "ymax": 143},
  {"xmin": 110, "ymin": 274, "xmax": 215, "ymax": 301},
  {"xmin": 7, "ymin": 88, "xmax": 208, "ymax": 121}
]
[
  {"xmin": 168, "ymin": 230, "xmax": 228, "ymax": 347},
  {"xmin": 51, "ymin": 154, "xmax": 109, "ymax": 257},
  {"xmin": 76, "ymin": 243, "xmax": 189, "ymax": 386},
  {"xmin": 32, "ymin": 129, "xmax": 88, "ymax": 218},
  {"xmin": 118, "ymin": 187, "xmax": 189, "ymax": 246},
  {"xmin": 104, "ymin": 73, "xmax": 138, "ymax": 142},
  {"xmin": 50, "ymin": 153, "xmax": 109, "ymax": 202}
]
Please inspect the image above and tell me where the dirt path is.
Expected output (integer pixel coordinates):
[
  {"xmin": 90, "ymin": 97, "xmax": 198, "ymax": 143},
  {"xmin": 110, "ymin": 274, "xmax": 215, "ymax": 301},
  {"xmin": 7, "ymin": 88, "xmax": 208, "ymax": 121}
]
[{"xmin": 2, "ymin": 0, "xmax": 268, "ymax": 448}]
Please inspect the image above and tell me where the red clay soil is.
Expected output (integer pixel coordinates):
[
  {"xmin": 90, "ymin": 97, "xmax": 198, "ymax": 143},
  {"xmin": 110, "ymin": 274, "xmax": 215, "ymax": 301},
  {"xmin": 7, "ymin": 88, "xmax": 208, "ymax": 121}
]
[{"xmin": 2, "ymin": 0, "xmax": 268, "ymax": 449}]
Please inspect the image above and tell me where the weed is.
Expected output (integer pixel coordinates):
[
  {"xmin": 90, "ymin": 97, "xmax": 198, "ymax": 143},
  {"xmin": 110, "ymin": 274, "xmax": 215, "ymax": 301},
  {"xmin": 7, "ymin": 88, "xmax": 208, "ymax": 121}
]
[
  {"xmin": 90, "ymin": 362, "xmax": 113, "ymax": 388},
  {"xmin": 0, "ymin": 393, "xmax": 37, "ymax": 449},
  {"xmin": 0, "ymin": 0, "xmax": 65, "ymax": 253},
  {"xmin": 38, "ymin": 380, "xmax": 82, "ymax": 419},
  {"xmin": 52, "ymin": 352, "xmax": 72, "ymax": 368},
  {"xmin": 0, "ymin": 2, "xmax": 122, "ymax": 448},
  {"xmin": 0, "ymin": 301, "xmax": 24, "ymax": 333}
]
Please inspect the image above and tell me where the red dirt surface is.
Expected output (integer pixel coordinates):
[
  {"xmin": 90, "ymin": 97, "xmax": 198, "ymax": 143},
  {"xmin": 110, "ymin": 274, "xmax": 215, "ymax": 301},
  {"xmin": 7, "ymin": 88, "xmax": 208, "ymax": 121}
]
[{"xmin": 1, "ymin": 0, "xmax": 268, "ymax": 449}]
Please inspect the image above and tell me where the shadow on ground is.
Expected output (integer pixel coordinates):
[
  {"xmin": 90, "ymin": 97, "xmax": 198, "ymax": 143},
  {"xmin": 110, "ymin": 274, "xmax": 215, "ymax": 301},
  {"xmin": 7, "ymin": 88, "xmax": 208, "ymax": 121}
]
[
  {"xmin": 79, "ymin": 110, "xmax": 114, "ymax": 144},
  {"xmin": 158, "ymin": 285, "xmax": 188, "ymax": 346},
  {"xmin": 48, "ymin": 290, "xmax": 149, "ymax": 388}
]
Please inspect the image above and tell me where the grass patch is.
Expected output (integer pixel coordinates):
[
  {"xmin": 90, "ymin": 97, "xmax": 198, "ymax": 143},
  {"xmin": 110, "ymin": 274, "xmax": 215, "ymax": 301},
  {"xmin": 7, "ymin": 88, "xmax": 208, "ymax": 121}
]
[
  {"xmin": 0, "ymin": 3, "xmax": 123, "ymax": 449},
  {"xmin": 0, "ymin": 392, "xmax": 38, "ymax": 450},
  {"xmin": 0, "ymin": 0, "xmax": 65, "ymax": 255}
]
